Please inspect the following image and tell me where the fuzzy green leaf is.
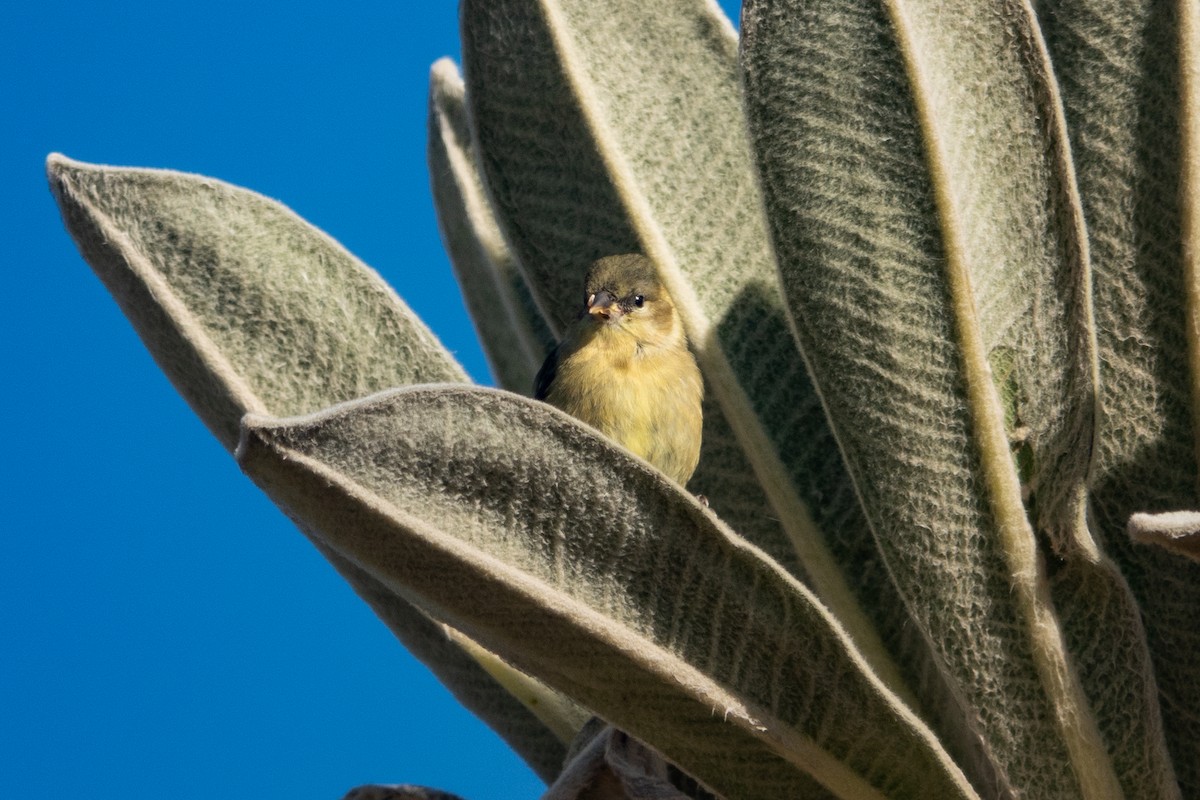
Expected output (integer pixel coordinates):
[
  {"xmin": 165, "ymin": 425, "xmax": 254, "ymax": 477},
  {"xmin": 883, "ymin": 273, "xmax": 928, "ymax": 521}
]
[
  {"xmin": 46, "ymin": 153, "xmax": 575, "ymax": 781},
  {"xmin": 1038, "ymin": 0, "xmax": 1200, "ymax": 793},
  {"xmin": 426, "ymin": 57, "xmax": 803, "ymax": 582},
  {"xmin": 236, "ymin": 385, "xmax": 981, "ymax": 800},
  {"xmin": 741, "ymin": 1, "xmax": 1172, "ymax": 798},
  {"xmin": 46, "ymin": 153, "xmax": 468, "ymax": 444},
  {"xmin": 428, "ymin": 59, "xmax": 556, "ymax": 394},
  {"xmin": 1128, "ymin": 512, "xmax": 1200, "ymax": 563},
  {"xmin": 459, "ymin": 0, "xmax": 931, "ymax": 711}
]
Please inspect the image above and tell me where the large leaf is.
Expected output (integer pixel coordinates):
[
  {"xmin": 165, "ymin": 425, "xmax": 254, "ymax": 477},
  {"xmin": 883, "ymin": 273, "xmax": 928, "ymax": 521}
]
[
  {"xmin": 427, "ymin": 58, "xmax": 555, "ymax": 394},
  {"xmin": 46, "ymin": 154, "xmax": 576, "ymax": 781},
  {"xmin": 459, "ymin": 0, "xmax": 928, "ymax": 710},
  {"xmin": 426, "ymin": 56, "xmax": 808, "ymax": 583},
  {"xmin": 742, "ymin": 0, "xmax": 1171, "ymax": 798},
  {"xmin": 46, "ymin": 154, "xmax": 467, "ymax": 447},
  {"xmin": 236, "ymin": 385, "xmax": 981, "ymax": 800},
  {"xmin": 1038, "ymin": 0, "xmax": 1200, "ymax": 793}
]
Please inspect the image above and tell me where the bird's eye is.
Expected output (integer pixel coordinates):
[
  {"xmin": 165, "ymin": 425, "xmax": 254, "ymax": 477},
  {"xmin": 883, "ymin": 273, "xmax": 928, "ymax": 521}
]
[{"xmin": 633, "ymin": 294, "xmax": 645, "ymax": 307}]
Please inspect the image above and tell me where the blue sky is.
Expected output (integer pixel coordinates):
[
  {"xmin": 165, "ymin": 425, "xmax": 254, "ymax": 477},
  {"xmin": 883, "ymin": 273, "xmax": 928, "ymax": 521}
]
[{"xmin": 3, "ymin": 2, "xmax": 740, "ymax": 798}]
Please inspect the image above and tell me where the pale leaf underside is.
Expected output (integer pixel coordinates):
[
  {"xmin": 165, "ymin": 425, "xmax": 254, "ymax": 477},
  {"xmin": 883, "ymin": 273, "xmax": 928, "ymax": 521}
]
[
  {"xmin": 46, "ymin": 153, "xmax": 575, "ymax": 781},
  {"xmin": 237, "ymin": 385, "xmax": 980, "ymax": 800}
]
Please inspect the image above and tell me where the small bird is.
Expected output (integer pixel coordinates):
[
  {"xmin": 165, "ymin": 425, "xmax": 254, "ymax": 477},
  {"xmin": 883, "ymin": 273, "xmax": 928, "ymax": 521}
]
[{"xmin": 535, "ymin": 253, "xmax": 703, "ymax": 486}]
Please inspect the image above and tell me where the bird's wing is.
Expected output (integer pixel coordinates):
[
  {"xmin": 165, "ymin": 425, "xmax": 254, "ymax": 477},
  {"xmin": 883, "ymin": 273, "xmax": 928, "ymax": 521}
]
[{"xmin": 533, "ymin": 343, "xmax": 560, "ymax": 400}]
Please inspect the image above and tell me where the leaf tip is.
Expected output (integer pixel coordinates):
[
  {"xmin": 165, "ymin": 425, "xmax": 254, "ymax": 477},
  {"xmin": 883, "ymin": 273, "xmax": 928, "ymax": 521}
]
[
  {"xmin": 45, "ymin": 152, "xmax": 79, "ymax": 198},
  {"xmin": 45, "ymin": 151, "xmax": 71, "ymax": 174},
  {"xmin": 429, "ymin": 57, "xmax": 463, "ymax": 97},
  {"xmin": 234, "ymin": 412, "xmax": 275, "ymax": 468},
  {"xmin": 1127, "ymin": 510, "xmax": 1200, "ymax": 563}
]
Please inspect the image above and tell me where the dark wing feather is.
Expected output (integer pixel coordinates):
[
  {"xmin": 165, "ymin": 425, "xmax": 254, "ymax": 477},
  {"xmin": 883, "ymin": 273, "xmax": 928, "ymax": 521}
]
[{"xmin": 533, "ymin": 344, "xmax": 560, "ymax": 400}]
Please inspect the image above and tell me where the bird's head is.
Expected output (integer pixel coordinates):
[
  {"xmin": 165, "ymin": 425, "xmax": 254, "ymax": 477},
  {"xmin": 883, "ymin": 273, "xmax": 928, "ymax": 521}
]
[{"xmin": 581, "ymin": 253, "xmax": 684, "ymax": 350}]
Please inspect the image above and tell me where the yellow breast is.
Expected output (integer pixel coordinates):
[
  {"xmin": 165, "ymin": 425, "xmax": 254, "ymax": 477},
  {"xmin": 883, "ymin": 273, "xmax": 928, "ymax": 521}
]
[{"xmin": 545, "ymin": 328, "xmax": 703, "ymax": 486}]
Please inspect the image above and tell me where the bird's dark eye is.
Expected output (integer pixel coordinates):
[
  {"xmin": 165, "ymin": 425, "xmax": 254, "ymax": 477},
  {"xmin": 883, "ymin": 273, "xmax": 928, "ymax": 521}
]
[{"xmin": 633, "ymin": 294, "xmax": 645, "ymax": 307}]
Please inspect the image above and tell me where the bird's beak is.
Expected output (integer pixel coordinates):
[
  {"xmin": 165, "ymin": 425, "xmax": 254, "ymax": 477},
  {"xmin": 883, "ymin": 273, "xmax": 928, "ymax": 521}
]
[{"xmin": 587, "ymin": 289, "xmax": 622, "ymax": 322}]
